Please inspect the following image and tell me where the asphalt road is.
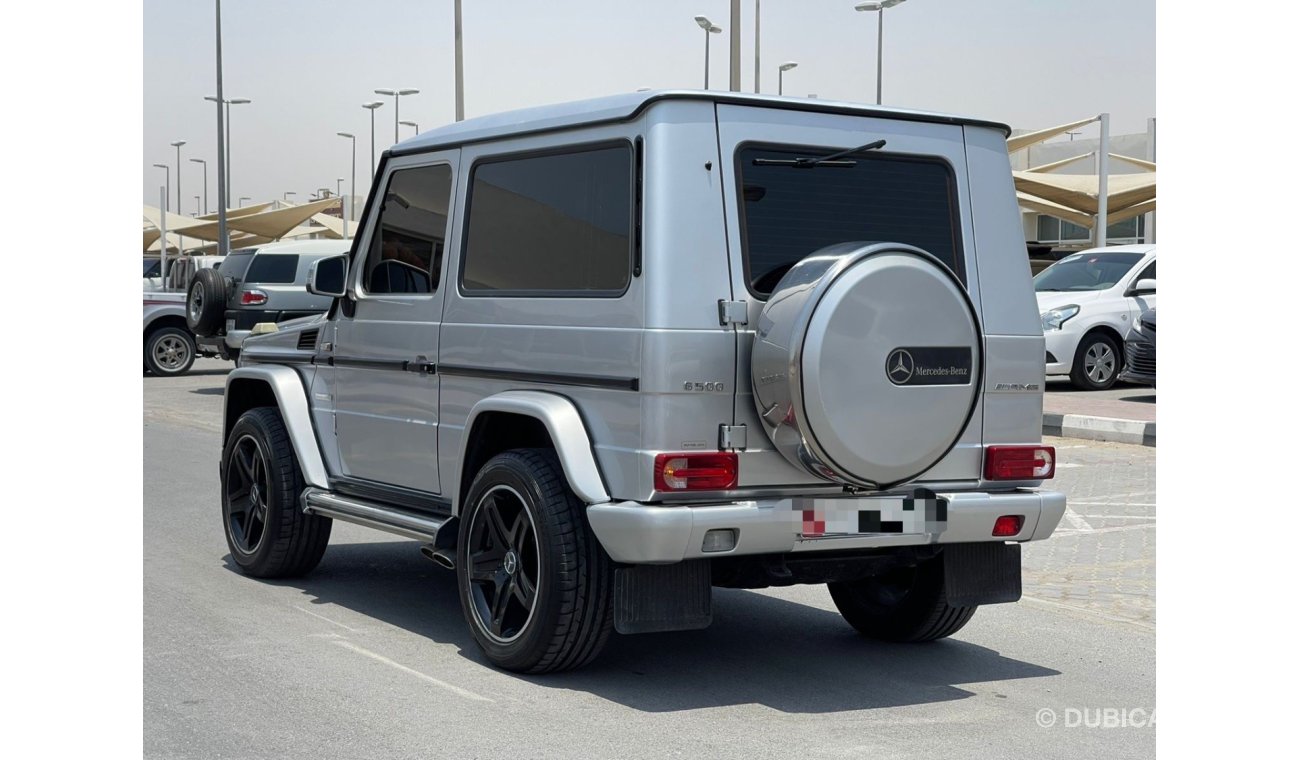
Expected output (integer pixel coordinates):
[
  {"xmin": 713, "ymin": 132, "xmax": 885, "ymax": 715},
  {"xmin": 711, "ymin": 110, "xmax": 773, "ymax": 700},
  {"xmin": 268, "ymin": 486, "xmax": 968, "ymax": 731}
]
[{"xmin": 145, "ymin": 359, "xmax": 1155, "ymax": 759}]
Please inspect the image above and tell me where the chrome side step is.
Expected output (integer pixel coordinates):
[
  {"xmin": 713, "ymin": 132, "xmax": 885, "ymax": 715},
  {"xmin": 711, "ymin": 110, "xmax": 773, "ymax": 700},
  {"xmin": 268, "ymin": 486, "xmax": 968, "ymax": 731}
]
[{"xmin": 302, "ymin": 488, "xmax": 451, "ymax": 542}]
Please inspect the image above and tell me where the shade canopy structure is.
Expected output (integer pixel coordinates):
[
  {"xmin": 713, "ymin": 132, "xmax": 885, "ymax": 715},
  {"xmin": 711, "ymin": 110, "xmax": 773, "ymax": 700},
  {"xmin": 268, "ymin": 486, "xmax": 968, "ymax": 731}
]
[
  {"xmin": 143, "ymin": 197, "xmax": 342, "ymax": 252},
  {"xmin": 1012, "ymin": 170, "xmax": 1156, "ymax": 216},
  {"xmin": 1008, "ymin": 116, "xmax": 1156, "ymax": 241}
]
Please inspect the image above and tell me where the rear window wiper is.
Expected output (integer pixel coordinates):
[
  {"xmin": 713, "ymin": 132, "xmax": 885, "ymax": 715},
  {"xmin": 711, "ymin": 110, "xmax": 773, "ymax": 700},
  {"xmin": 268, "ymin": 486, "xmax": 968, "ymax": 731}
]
[{"xmin": 751, "ymin": 139, "xmax": 887, "ymax": 169}]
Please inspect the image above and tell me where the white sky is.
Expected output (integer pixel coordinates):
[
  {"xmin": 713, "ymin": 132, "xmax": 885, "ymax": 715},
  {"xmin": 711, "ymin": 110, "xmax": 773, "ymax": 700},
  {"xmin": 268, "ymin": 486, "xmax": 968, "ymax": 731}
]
[{"xmin": 143, "ymin": 0, "xmax": 1155, "ymax": 210}]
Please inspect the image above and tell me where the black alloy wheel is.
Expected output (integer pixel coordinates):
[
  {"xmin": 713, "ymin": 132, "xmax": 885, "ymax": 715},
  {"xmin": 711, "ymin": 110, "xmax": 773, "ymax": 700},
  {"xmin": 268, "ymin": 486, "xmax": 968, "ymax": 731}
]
[{"xmin": 464, "ymin": 484, "xmax": 540, "ymax": 643}]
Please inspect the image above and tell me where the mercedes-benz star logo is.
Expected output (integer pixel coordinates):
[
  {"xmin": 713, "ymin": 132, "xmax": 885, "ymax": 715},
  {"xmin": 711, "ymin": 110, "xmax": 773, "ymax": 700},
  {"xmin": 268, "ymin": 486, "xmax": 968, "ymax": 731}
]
[{"xmin": 886, "ymin": 349, "xmax": 914, "ymax": 384}]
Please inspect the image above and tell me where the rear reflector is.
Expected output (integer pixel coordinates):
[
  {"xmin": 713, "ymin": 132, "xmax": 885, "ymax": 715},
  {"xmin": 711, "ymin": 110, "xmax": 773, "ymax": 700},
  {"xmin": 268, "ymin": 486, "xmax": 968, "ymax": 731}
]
[
  {"xmin": 654, "ymin": 452, "xmax": 738, "ymax": 491},
  {"xmin": 984, "ymin": 445, "xmax": 1055, "ymax": 480},
  {"xmin": 992, "ymin": 515, "xmax": 1024, "ymax": 537},
  {"xmin": 241, "ymin": 289, "xmax": 268, "ymax": 306}
]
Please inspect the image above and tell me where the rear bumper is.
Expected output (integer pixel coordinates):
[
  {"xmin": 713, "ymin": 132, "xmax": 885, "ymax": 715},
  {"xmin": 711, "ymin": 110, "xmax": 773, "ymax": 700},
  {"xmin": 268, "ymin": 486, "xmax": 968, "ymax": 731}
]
[{"xmin": 587, "ymin": 489, "xmax": 1067, "ymax": 564}]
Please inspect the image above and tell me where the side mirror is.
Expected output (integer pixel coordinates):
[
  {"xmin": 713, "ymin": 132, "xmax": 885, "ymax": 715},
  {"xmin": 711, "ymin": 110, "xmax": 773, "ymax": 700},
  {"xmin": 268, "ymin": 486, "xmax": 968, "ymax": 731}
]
[
  {"xmin": 1132, "ymin": 278, "xmax": 1156, "ymax": 295},
  {"xmin": 308, "ymin": 254, "xmax": 349, "ymax": 297}
]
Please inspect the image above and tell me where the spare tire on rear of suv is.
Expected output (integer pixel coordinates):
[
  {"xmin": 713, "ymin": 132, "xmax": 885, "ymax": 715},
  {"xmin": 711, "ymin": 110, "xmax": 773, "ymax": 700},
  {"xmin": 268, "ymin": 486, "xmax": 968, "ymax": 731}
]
[
  {"xmin": 751, "ymin": 242, "xmax": 982, "ymax": 490},
  {"xmin": 186, "ymin": 267, "xmax": 228, "ymax": 337}
]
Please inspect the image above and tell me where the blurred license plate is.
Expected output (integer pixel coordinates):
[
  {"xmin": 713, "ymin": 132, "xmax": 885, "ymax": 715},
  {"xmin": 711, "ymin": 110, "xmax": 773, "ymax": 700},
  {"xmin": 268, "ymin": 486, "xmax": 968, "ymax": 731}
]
[{"xmin": 796, "ymin": 494, "xmax": 947, "ymax": 538}]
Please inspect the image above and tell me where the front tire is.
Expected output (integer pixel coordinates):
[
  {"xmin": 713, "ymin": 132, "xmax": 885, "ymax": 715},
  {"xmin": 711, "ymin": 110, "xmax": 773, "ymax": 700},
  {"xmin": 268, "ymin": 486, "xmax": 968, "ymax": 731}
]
[
  {"xmin": 828, "ymin": 554, "xmax": 976, "ymax": 642},
  {"xmin": 1070, "ymin": 332, "xmax": 1121, "ymax": 390},
  {"xmin": 221, "ymin": 407, "xmax": 331, "ymax": 578},
  {"xmin": 456, "ymin": 449, "xmax": 614, "ymax": 673},
  {"xmin": 144, "ymin": 326, "xmax": 196, "ymax": 376}
]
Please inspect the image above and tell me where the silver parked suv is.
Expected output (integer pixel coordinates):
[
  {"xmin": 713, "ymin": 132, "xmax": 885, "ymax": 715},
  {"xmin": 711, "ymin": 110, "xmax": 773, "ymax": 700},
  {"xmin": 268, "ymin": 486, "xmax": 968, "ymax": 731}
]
[
  {"xmin": 220, "ymin": 91, "xmax": 1066, "ymax": 673},
  {"xmin": 187, "ymin": 239, "xmax": 350, "ymax": 360}
]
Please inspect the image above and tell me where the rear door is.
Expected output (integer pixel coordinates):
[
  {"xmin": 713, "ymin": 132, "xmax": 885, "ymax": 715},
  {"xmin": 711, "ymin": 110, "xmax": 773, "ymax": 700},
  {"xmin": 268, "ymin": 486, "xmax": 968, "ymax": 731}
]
[
  {"xmin": 714, "ymin": 105, "xmax": 984, "ymax": 486},
  {"xmin": 329, "ymin": 150, "xmax": 459, "ymax": 495}
]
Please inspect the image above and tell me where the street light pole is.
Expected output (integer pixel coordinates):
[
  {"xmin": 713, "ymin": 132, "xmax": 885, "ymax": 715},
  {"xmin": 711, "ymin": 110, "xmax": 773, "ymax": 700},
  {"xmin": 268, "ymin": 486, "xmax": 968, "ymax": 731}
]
[
  {"xmin": 362, "ymin": 101, "xmax": 383, "ymax": 175},
  {"xmin": 153, "ymin": 164, "xmax": 170, "ymax": 212},
  {"xmin": 375, "ymin": 88, "xmax": 419, "ymax": 144},
  {"xmin": 170, "ymin": 140, "xmax": 186, "ymax": 215},
  {"xmin": 694, "ymin": 16, "xmax": 722, "ymax": 89},
  {"xmin": 454, "ymin": 0, "xmax": 464, "ymax": 121},
  {"xmin": 855, "ymin": 0, "xmax": 907, "ymax": 105},
  {"xmin": 729, "ymin": 0, "xmax": 741, "ymax": 91},
  {"xmin": 189, "ymin": 158, "xmax": 208, "ymax": 214},
  {"xmin": 239, "ymin": 196, "xmax": 250, "ymax": 207},
  {"xmin": 754, "ymin": 0, "xmax": 761, "ymax": 93},
  {"xmin": 283, "ymin": 191, "xmax": 296, "ymax": 202},
  {"xmin": 337, "ymin": 132, "xmax": 355, "ymax": 238},
  {"xmin": 213, "ymin": 0, "xmax": 228, "ymax": 255},
  {"xmin": 778, "ymin": 62, "xmax": 798, "ymax": 96},
  {"xmin": 400, "ymin": 120, "xmax": 419, "ymax": 135},
  {"xmin": 194, "ymin": 195, "xmax": 201, "ymax": 215}
]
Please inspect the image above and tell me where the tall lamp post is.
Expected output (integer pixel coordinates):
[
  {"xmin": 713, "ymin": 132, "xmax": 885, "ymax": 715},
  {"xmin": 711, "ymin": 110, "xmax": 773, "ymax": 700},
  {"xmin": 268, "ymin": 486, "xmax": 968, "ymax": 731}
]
[
  {"xmin": 337, "ymin": 132, "xmax": 355, "ymax": 238},
  {"xmin": 778, "ymin": 62, "xmax": 798, "ymax": 96},
  {"xmin": 194, "ymin": 195, "xmax": 201, "ymax": 215},
  {"xmin": 204, "ymin": 95, "xmax": 251, "ymax": 202},
  {"xmin": 694, "ymin": 16, "xmax": 722, "ymax": 89},
  {"xmin": 375, "ymin": 88, "xmax": 419, "ymax": 144},
  {"xmin": 238, "ymin": 196, "xmax": 250, "ymax": 207},
  {"xmin": 362, "ymin": 101, "xmax": 383, "ymax": 175},
  {"xmin": 169, "ymin": 140, "xmax": 186, "ymax": 215},
  {"xmin": 152, "ymin": 164, "xmax": 170, "ymax": 211},
  {"xmin": 854, "ymin": 0, "xmax": 908, "ymax": 105},
  {"xmin": 454, "ymin": 0, "xmax": 464, "ymax": 121},
  {"xmin": 188, "ymin": 158, "xmax": 208, "ymax": 214},
  {"xmin": 211, "ymin": 0, "xmax": 228, "ymax": 255},
  {"xmin": 399, "ymin": 120, "xmax": 419, "ymax": 135}
]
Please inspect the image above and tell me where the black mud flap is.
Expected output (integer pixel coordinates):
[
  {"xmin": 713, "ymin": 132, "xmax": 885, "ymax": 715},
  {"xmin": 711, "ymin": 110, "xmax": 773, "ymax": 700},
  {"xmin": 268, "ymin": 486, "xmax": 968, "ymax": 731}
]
[
  {"xmin": 943, "ymin": 543, "xmax": 1022, "ymax": 606},
  {"xmin": 614, "ymin": 560, "xmax": 712, "ymax": 634}
]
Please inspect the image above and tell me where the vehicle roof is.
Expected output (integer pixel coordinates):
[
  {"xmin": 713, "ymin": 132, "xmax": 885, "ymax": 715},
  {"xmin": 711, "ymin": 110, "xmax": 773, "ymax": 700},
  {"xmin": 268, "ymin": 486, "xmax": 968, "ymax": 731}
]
[
  {"xmin": 236, "ymin": 239, "xmax": 353, "ymax": 256},
  {"xmin": 391, "ymin": 90, "xmax": 1012, "ymax": 157}
]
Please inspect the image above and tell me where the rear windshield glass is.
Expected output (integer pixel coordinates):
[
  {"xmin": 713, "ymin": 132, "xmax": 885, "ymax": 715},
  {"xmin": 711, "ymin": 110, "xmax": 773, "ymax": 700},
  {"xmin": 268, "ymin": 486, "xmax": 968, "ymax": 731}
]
[
  {"xmin": 1034, "ymin": 252, "xmax": 1143, "ymax": 292},
  {"xmin": 220, "ymin": 250, "xmax": 257, "ymax": 281},
  {"xmin": 245, "ymin": 254, "xmax": 300, "ymax": 284},
  {"xmin": 737, "ymin": 144, "xmax": 963, "ymax": 296}
]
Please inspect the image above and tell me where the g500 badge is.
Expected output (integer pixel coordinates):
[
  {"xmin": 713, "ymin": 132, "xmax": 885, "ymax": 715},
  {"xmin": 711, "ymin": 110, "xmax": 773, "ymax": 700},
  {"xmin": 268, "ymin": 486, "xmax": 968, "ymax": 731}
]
[{"xmin": 885, "ymin": 347, "xmax": 973, "ymax": 386}]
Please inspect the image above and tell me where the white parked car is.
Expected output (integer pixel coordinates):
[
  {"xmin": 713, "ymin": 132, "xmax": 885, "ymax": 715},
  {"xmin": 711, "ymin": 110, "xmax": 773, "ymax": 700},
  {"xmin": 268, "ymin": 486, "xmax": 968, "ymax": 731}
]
[{"xmin": 1035, "ymin": 244, "xmax": 1156, "ymax": 390}]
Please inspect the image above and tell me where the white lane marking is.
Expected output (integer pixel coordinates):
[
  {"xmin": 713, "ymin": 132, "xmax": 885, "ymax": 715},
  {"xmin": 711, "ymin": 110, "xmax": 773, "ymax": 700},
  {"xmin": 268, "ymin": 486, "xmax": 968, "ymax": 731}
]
[
  {"xmin": 1062, "ymin": 507, "xmax": 1092, "ymax": 532},
  {"xmin": 1055, "ymin": 523, "xmax": 1157, "ymax": 537},
  {"xmin": 1021, "ymin": 595, "xmax": 1156, "ymax": 632},
  {"xmin": 1075, "ymin": 514, "xmax": 1157, "ymax": 520},
  {"xmin": 1069, "ymin": 501, "xmax": 1157, "ymax": 508},
  {"xmin": 1055, "ymin": 463, "xmax": 1083, "ymax": 469},
  {"xmin": 331, "ymin": 640, "xmax": 493, "ymax": 702},
  {"xmin": 295, "ymin": 605, "xmax": 361, "ymax": 633}
]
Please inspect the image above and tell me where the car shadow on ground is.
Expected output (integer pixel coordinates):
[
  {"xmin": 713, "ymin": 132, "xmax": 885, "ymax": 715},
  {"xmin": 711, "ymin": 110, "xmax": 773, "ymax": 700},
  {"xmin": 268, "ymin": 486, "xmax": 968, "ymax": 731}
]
[
  {"xmin": 1117, "ymin": 392, "xmax": 1155, "ymax": 403},
  {"xmin": 189, "ymin": 387, "xmax": 226, "ymax": 396},
  {"xmin": 252, "ymin": 539, "xmax": 1061, "ymax": 714}
]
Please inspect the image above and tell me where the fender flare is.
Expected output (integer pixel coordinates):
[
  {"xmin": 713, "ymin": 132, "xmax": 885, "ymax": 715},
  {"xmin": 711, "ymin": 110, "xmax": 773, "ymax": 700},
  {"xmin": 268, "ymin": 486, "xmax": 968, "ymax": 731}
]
[
  {"xmin": 461, "ymin": 391, "xmax": 610, "ymax": 505},
  {"xmin": 224, "ymin": 365, "xmax": 330, "ymax": 489}
]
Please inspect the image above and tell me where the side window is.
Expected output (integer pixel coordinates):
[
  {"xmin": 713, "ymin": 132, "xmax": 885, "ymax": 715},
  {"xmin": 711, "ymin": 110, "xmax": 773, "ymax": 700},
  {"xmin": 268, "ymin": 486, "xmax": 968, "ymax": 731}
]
[
  {"xmin": 461, "ymin": 144, "xmax": 632, "ymax": 295},
  {"xmin": 1134, "ymin": 260, "xmax": 1156, "ymax": 282},
  {"xmin": 365, "ymin": 163, "xmax": 453, "ymax": 295}
]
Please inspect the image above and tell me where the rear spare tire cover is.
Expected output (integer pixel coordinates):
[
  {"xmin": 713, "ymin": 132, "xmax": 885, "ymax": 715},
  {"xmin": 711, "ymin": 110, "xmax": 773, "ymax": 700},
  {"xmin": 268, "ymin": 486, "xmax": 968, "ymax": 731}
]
[{"xmin": 752, "ymin": 242, "xmax": 981, "ymax": 489}]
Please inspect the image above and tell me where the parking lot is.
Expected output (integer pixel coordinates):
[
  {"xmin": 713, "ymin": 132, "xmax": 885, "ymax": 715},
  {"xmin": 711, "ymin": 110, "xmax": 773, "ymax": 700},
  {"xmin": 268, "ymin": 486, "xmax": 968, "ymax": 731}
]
[{"xmin": 145, "ymin": 360, "xmax": 1154, "ymax": 759}]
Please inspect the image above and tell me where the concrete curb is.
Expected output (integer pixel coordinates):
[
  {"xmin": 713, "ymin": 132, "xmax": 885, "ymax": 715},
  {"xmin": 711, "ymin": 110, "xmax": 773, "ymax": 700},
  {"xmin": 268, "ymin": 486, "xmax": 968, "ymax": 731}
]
[{"xmin": 1043, "ymin": 413, "xmax": 1155, "ymax": 447}]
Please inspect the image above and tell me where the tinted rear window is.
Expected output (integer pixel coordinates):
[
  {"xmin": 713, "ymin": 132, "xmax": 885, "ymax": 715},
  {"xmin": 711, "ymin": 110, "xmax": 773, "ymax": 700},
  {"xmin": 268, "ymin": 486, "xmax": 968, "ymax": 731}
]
[
  {"xmin": 461, "ymin": 144, "xmax": 632, "ymax": 295},
  {"xmin": 737, "ymin": 145, "xmax": 962, "ymax": 296},
  {"xmin": 245, "ymin": 254, "xmax": 300, "ymax": 284}
]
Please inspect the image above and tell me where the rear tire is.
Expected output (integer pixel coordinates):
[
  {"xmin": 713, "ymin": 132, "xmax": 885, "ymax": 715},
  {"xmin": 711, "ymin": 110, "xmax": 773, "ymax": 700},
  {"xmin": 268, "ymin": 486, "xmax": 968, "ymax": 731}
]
[
  {"xmin": 828, "ymin": 554, "xmax": 976, "ymax": 642},
  {"xmin": 456, "ymin": 449, "xmax": 614, "ymax": 673},
  {"xmin": 1069, "ymin": 332, "xmax": 1121, "ymax": 390},
  {"xmin": 221, "ymin": 407, "xmax": 331, "ymax": 578},
  {"xmin": 144, "ymin": 326, "xmax": 196, "ymax": 376},
  {"xmin": 187, "ymin": 268, "xmax": 227, "ymax": 337}
]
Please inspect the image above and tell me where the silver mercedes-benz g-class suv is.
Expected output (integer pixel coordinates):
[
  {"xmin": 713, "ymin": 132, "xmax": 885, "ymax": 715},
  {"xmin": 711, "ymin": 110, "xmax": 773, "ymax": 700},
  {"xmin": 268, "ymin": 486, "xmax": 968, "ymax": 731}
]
[{"xmin": 220, "ymin": 91, "xmax": 1065, "ymax": 674}]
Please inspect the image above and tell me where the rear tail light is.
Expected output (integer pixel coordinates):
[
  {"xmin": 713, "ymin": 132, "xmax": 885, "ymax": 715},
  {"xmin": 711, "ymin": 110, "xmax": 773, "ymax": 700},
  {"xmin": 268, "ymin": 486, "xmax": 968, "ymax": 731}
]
[
  {"xmin": 984, "ymin": 445, "xmax": 1055, "ymax": 480},
  {"xmin": 992, "ymin": 515, "xmax": 1025, "ymax": 537},
  {"xmin": 241, "ymin": 289, "xmax": 268, "ymax": 306},
  {"xmin": 654, "ymin": 452, "xmax": 738, "ymax": 491}
]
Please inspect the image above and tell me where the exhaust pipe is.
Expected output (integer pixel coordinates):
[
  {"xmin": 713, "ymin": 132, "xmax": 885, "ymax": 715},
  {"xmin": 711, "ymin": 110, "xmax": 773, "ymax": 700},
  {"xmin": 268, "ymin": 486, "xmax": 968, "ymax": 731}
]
[{"xmin": 420, "ymin": 544, "xmax": 456, "ymax": 571}]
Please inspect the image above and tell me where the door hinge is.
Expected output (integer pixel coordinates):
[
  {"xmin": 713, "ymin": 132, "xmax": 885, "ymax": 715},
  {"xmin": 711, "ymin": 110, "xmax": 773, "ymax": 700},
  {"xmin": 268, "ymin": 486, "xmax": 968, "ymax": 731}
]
[
  {"xmin": 718, "ymin": 299, "xmax": 748, "ymax": 326},
  {"xmin": 718, "ymin": 424, "xmax": 748, "ymax": 451}
]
